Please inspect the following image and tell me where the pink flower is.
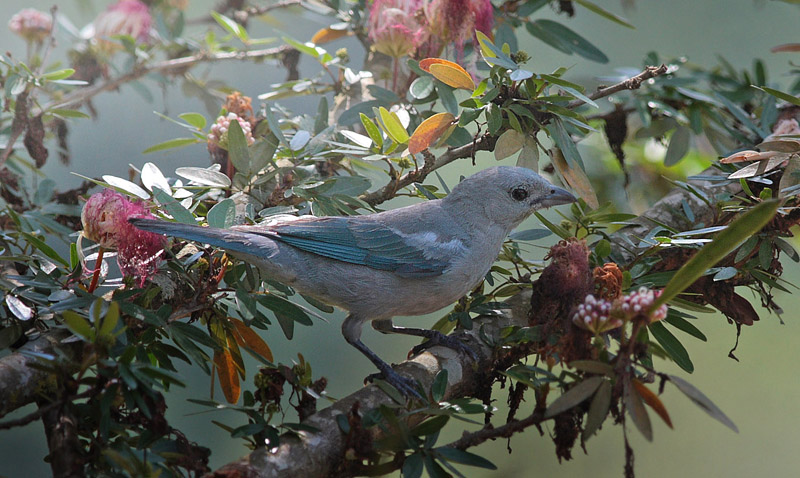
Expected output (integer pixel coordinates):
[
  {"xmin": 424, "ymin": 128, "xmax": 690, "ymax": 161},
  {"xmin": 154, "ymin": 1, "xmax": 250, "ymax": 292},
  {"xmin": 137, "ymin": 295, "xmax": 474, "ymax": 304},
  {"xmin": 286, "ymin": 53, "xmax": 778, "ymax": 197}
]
[
  {"xmin": 422, "ymin": 0, "xmax": 493, "ymax": 56},
  {"xmin": 93, "ymin": 0, "xmax": 152, "ymax": 44},
  {"xmin": 368, "ymin": 0, "xmax": 425, "ymax": 58},
  {"xmin": 572, "ymin": 294, "xmax": 622, "ymax": 334},
  {"xmin": 81, "ymin": 189, "xmax": 165, "ymax": 286},
  {"xmin": 616, "ymin": 287, "xmax": 668, "ymax": 323},
  {"xmin": 8, "ymin": 8, "xmax": 53, "ymax": 44}
]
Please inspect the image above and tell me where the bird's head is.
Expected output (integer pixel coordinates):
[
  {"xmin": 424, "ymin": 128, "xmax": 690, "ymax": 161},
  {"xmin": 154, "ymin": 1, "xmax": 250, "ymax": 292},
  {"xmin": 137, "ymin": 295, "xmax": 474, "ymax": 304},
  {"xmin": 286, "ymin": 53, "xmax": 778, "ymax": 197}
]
[{"xmin": 445, "ymin": 166, "xmax": 577, "ymax": 229}]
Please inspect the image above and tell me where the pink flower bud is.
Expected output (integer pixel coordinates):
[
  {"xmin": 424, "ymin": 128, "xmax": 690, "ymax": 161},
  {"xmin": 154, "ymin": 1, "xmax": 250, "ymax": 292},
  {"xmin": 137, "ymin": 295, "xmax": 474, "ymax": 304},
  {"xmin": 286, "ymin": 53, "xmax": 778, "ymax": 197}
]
[
  {"xmin": 81, "ymin": 189, "xmax": 165, "ymax": 286},
  {"xmin": 8, "ymin": 8, "xmax": 53, "ymax": 44},
  {"xmin": 614, "ymin": 287, "xmax": 668, "ymax": 323},
  {"xmin": 207, "ymin": 112, "xmax": 255, "ymax": 149},
  {"xmin": 572, "ymin": 294, "xmax": 622, "ymax": 334},
  {"xmin": 93, "ymin": 0, "xmax": 152, "ymax": 45}
]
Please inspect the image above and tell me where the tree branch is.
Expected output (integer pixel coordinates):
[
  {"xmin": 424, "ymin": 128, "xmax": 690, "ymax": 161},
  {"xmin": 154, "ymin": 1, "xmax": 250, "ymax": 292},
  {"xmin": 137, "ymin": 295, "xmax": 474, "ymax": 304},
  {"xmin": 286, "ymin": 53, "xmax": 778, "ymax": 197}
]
[
  {"xmin": 37, "ymin": 46, "xmax": 290, "ymax": 114},
  {"xmin": 0, "ymin": 329, "xmax": 80, "ymax": 418},
  {"xmin": 567, "ymin": 64, "xmax": 669, "ymax": 110}
]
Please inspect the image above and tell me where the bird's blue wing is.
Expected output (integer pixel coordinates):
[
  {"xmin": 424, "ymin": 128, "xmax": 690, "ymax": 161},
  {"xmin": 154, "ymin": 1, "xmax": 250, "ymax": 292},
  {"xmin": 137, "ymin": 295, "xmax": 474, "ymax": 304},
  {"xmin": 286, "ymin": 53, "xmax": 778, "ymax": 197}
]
[{"xmin": 263, "ymin": 217, "xmax": 449, "ymax": 277}]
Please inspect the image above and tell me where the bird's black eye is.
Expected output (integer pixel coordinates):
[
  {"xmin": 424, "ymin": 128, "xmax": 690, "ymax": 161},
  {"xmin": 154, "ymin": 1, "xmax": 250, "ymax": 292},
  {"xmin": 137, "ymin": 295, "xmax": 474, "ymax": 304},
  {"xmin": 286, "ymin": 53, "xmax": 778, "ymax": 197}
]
[{"xmin": 511, "ymin": 188, "xmax": 529, "ymax": 201}]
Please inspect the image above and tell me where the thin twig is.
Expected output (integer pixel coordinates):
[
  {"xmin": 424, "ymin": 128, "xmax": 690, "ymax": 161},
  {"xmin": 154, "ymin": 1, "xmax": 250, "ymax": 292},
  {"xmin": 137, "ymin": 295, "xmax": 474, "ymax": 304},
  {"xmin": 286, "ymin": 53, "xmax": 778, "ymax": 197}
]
[
  {"xmin": 360, "ymin": 134, "xmax": 496, "ymax": 206},
  {"xmin": 187, "ymin": 0, "xmax": 303, "ymax": 25},
  {"xmin": 38, "ymin": 45, "xmax": 290, "ymax": 114},
  {"xmin": 0, "ymin": 389, "xmax": 93, "ymax": 431},
  {"xmin": 567, "ymin": 64, "xmax": 669, "ymax": 109},
  {"xmin": 447, "ymin": 410, "xmax": 546, "ymax": 450}
]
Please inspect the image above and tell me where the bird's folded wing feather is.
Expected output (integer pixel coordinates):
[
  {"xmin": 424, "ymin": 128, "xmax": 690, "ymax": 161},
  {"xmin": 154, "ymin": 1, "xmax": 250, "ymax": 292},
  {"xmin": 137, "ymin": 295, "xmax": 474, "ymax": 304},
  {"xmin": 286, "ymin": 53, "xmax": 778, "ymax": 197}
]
[{"xmin": 253, "ymin": 217, "xmax": 451, "ymax": 277}]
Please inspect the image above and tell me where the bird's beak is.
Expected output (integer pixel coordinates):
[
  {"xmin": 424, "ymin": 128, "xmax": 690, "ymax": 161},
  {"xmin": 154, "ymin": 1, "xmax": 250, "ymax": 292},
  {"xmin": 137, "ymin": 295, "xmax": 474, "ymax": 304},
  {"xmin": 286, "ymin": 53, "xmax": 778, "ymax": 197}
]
[{"xmin": 539, "ymin": 186, "xmax": 577, "ymax": 208}]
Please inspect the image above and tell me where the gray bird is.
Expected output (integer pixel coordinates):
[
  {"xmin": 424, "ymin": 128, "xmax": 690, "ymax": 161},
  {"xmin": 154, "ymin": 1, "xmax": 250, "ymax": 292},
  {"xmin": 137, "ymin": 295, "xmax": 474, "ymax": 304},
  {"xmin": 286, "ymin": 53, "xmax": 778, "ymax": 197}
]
[{"xmin": 131, "ymin": 166, "xmax": 576, "ymax": 397}]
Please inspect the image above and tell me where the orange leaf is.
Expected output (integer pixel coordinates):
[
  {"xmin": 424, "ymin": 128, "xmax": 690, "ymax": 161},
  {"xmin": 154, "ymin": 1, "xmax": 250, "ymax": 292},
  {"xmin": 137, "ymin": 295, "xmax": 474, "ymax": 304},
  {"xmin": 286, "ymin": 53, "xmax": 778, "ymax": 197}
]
[
  {"xmin": 214, "ymin": 349, "xmax": 241, "ymax": 404},
  {"xmin": 632, "ymin": 379, "xmax": 673, "ymax": 429},
  {"xmin": 408, "ymin": 112, "xmax": 456, "ymax": 154},
  {"xmin": 720, "ymin": 150, "xmax": 779, "ymax": 163},
  {"xmin": 229, "ymin": 317, "xmax": 274, "ymax": 362},
  {"xmin": 311, "ymin": 26, "xmax": 350, "ymax": 44},
  {"xmin": 419, "ymin": 58, "xmax": 475, "ymax": 90},
  {"xmin": 771, "ymin": 43, "xmax": 800, "ymax": 53}
]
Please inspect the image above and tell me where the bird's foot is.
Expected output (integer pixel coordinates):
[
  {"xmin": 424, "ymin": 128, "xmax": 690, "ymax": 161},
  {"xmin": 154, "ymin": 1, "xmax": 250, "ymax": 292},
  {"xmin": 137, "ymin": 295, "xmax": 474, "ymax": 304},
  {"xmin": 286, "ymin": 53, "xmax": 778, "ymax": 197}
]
[
  {"xmin": 365, "ymin": 368, "xmax": 423, "ymax": 399},
  {"xmin": 409, "ymin": 332, "xmax": 479, "ymax": 361}
]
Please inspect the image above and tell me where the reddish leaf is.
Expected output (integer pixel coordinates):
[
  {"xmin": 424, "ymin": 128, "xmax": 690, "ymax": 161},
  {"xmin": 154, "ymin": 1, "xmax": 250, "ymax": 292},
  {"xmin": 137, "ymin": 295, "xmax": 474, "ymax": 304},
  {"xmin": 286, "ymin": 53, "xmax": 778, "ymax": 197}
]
[
  {"xmin": 311, "ymin": 26, "xmax": 350, "ymax": 44},
  {"xmin": 229, "ymin": 317, "xmax": 274, "ymax": 362},
  {"xmin": 214, "ymin": 349, "xmax": 241, "ymax": 404},
  {"xmin": 409, "ymin": 113, "xmax": 455, "ymax": 154},
  {"xmin": 632, "ymin": 379, "xmax": 673, "ymax": 428}
]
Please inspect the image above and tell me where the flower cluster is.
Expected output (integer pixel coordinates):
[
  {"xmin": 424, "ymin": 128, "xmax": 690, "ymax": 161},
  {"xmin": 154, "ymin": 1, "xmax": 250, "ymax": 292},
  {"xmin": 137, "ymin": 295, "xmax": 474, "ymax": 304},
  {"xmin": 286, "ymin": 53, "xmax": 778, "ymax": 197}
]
[
  {"xmin": 573, "ymin": 287, "xmax": 668, "ymax": 334},
  {"xmin": 81, "ymin": 189, "xmax": 165, "ymax": 286},
  {"xmin": 92, "ymin": 0, "xmax": 151, "ymax": 53},
  {"xmin": 368, "ymin": 0, "xmax": 425, "ymax": 58},
  {"xmin": 366, "ymin": 0, "xmax": 494, "ymax": 60},
  {"xmin": 572, "ymin": 294, "xmax": 621, "ymax": 334},
  {"xmin": 618, "ymin": 287, "xmax": 668, "ymax": 322},
  {"xmin": 8, "ymin": 8, "xmax": 53, "ymax": 44},
  {"xmin": 207, "ymin": 112, "xmax": 256, "ymax": 149}
]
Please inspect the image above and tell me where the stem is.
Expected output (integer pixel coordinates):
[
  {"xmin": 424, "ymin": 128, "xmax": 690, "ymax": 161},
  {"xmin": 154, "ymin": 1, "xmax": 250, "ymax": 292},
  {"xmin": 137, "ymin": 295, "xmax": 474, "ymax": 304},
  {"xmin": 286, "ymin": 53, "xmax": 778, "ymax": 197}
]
[{"xmin": 87, "ymin": 247, "xmax": 104, "ymax": 293}]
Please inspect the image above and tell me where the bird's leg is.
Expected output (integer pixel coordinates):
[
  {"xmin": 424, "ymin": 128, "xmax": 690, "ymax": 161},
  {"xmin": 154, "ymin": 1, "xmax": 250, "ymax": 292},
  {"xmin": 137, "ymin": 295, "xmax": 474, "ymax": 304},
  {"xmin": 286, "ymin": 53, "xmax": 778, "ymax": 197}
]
[
  {"xmin": 342, "ymin": 315, "xmax": 422, "ymax": 399},
  {"xmin": 372, "ymin": 319, "xmax": 479, "ymax": 361}
]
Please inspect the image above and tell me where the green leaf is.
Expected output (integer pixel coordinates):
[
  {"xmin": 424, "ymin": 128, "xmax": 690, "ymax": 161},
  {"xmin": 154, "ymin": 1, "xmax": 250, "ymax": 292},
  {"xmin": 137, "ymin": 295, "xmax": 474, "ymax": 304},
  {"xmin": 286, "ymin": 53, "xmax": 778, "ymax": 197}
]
[
  {"xmin": 98, "ymin": 302, "xmax": 120, "ymax": 338},
  {"xmin": 152, "ymin": 188, "xmax": 196, "ymax": 225},
  {"xmin": 669, "ymin": 375, "xmax": 738, "ymax": 432},
  {"xmin": 377, "ymin": 107, "xmax": 409, "ymax": 144},
  {"xmin": 437, "ymin": 83, "xmax": 459, "ymax": 116},
  {"xmin": 544, "ymin": 376, "xmax": 604, "ymax": 418},
  {"xmin": 435, "ymin": 447, "xmax": 497, "ymax": 470},
  {"xmin": 402, "ymin": 453, "xmax": 424, "ymax": 478},
  {"xmin": 211, "ymin": 11, "xmax": 248, "ymax": 41},
  {"xmin": 175, "ymin": 167, "xmax": 231, "ymax": 188},
  {"xmin": 547, "ymin": 117, "xmax": 584, "ymax": 169},
  {"xmin": 569, "ymin": 360, "xmax": 614, "ymax": 376},
  {"xmin": 62, "ymin": 310, "xmax": 93, "ymax": 341},
  {"xmin": 101, "ymin": 175, "xmax": 150, "ymax": 199},
  {"xmin": 21, "ymin": 232, "xmax": 69, "ymax": 266},
  {"xmin": 41, "ymin": 68, "xmax": 75, "ymax": 81},
  {"xmin": 624, "ymin": 378, "xmax": 652, "ymax": 441},
  {"xmin": 534, "ymin": 211, "xmax": 572, "ymax": 240},
  {"xmin": 527, "ymin": 20, "xmax": 609, "ymax": 63},
  {"xmin": 652, "ymin": 199, "xmax": 781, "ymax": 310},
  {"xmin": 48, "ymin": 108, "xmax": 90, "ymax": 119},
  {"xmin": 179, "ymin": 112, "xmax": 207, "ymax": 129},
  {"xmin": 432, "ymin": 369, "xmax": 448, "ymax": 402},
  {"xmin": 412, "ymin": 415, "xmax": 449, "ymax": 436},
  {"xmin": 509, "ymin": 228, "xmax": 551, "ymax": 241},
  {"xmin": 360, "ymin": 113, "xmax": 383, "ymax": 148},
  {"xmin": 227, "ymin": 120, "xmax": 252, "ymax": 173},
  {"xmin": 664, "ymin": 126, "xmax": 691, "ymax": 166},
  {"xmin": 494, "ymin": 129, "xmax": 524, "ymax": 160},
  {"xmin": 142, "ymin": 137, "xmax": 199, "ymax": 154},
  {"xmin": 753, "ymin": 86, "xmax": 800, "ymax": 107},
  {"xmin": 207, "ymin": 199, "xmax": 235, "ymax": 229},
  {"xmin": 649, "ymin": 321, "xmax": 694, "ymax": 372},
  {"xmin": 410, "ymin": 75, "xmax": 435, "ymax": 99},
  {"xmin": 573, "ymin": 0, "xmax": 635, "ymax": 28},
  {"xmin": 583, "ymin": 379, "xmax": 612, "ymax": 440},
  {"xmin": 664, "ymin": 314, "xmax": 707, "ymax": 341}
]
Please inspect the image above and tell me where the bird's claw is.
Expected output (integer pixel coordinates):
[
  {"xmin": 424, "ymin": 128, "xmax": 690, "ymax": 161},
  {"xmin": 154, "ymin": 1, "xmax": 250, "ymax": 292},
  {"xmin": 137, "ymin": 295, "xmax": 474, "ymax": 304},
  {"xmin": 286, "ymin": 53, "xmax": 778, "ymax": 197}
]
[
  {"xmin": 365, "ymin": 369, "xmax": 423, "ymax": 399},
  {"xmin": 409, "ymin": 332, "xmax": 479, "ymax": 362}
]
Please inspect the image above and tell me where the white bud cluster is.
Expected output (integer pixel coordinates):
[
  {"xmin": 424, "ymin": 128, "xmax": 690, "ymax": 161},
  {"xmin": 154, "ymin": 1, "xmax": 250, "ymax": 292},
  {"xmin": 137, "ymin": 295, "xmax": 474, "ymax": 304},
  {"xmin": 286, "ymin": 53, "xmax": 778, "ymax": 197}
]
[{"xmin": 207, "ymin": 112, "xmax": 254, "ymax": 147}]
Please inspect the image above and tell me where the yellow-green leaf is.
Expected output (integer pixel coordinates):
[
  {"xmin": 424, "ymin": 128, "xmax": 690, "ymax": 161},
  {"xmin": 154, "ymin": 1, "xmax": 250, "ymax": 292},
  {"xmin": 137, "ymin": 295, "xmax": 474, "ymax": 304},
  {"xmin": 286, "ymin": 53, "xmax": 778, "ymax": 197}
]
[
  {"xmin": 494, "ymin": 129, "xmax": 524, "ymax": 160},
  {"xmin": 408, "ymin": 112, "xmax": 455, "ymax": 154},
  {"xmin": 651, "ymin": 199, "xmax": 781, "ymax": 311},
  {"xmin": 378, "ymin": 107, "xmax": 409, "ymax": 144}
]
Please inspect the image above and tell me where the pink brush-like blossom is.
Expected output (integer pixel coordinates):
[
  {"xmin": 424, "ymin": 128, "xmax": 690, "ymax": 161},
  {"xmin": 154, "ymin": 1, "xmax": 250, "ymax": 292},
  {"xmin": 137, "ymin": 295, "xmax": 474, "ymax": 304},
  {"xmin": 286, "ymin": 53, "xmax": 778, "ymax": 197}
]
[
  {"xmin": 422, "ymin": 0, "xmax": 493, "ymax": 57},
  {"xmin": 81, "ymin": 189, "xmax": 165, "ymax": 286},
  {"xmin": 368, "ymin": 0, "xmax": 425, "ymax": 58},
  {"xmin": 8, "ymin": 8, "xmax": 53, "ymax": 44},
  {"xmin": 93, "ymin": 0, "xmax": 152, "ymax": 45}
]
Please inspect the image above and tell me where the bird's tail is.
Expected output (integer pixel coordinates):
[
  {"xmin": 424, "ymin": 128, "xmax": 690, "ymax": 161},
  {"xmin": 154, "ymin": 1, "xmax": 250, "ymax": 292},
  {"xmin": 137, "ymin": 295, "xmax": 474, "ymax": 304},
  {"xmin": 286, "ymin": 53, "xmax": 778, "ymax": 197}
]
[{"xmin": 129, "ymin": 218, "xmax": 264, "ymax": 256}]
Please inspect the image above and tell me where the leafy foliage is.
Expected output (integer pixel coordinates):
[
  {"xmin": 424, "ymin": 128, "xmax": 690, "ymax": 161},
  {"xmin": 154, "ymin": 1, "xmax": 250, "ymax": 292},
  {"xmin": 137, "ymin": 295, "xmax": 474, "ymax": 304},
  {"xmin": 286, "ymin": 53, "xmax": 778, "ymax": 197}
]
[{"xmin": 1, "ymin": 1, "xmax": 799, "ymax": 477}]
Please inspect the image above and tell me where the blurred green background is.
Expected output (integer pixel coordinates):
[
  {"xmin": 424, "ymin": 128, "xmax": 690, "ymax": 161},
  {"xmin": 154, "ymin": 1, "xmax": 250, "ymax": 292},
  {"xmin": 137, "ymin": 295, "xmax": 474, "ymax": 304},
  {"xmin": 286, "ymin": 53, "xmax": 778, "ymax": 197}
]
[{"xmin": 1, "ymin": 1, "xmax": 799, "ymax": 477}]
